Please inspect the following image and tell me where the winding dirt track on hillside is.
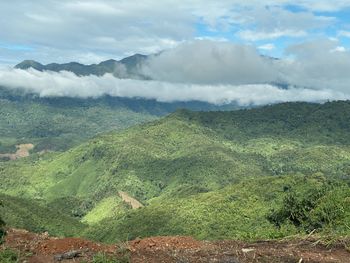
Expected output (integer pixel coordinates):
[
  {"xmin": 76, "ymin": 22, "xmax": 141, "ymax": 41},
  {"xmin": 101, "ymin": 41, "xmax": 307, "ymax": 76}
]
[
  {"xmin": 118, "ymin": 191, "xmax": 144, "ymax": 209},
  {"xmin": 0, "ymin": 143, "xmax": 34, "ymax": 160},
  {"xmin": 2, "ymin": 228, "xmax": 350, "ymax": 263}
]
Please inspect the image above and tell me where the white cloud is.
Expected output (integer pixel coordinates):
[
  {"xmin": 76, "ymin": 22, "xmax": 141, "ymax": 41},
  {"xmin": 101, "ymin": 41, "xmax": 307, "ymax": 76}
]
[
  {"xmin": 235, "ymin": 6, "xmax": 334, "ymax": 41},
  {"xmin": 62, "ymin": 2, "xmax": 124, "ymax": 15},
  {"xmin": 331, "ymin": 46, "xmax": 347, "ymax": 52},
  {"xmin": 0, "ymin": 1, "xmax": 345, "ymax": 64},
  {"xmin": 0, "ymin": 67, "xmax": 347, "ymax": 106},
  {"xmin": 238, "ymin": 29, "xmax": 307, "ymax": 41},
  {"xmin": 141, "ymin": 40, "xmax": 280, "ymax": 85},
  {"xmin": 141, "ymin": 39, "xmax": 350, "ymax": 93},
  {"xmin": 338, "ymin": 30, "xmax": 350, "ymax": 38},
  {"xmin": 258, "ymin": 43, "xmax": 276, "ymax": 50},
  {"xmin": 282, "ymin": 39, "xmax": 350, "ymax": 92},
  {"xmin": 291, "ymin": 0, "xmax": 350, "ymax": 11}
]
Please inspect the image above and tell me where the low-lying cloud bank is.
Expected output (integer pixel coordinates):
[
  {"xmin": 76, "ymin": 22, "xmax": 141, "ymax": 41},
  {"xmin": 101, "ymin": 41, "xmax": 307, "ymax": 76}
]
[
  {"xmin": 1, "ymin": 39, "xmax": 350, "ymax": 106},
  {"xmin": 142, "ymin": 40, "xmax": 350, "ymax": 92},
  {"xmin": 142, "ymin": 41, "xmax": 280, "ymax": 85},
  {"xmin": 0, "ymin": 68, "xmax": 348, "ymax": 106}
]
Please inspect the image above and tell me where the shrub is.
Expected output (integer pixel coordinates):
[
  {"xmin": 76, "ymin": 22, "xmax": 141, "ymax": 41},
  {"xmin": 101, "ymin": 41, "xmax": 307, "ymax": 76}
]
[
  {"xmin": 267, "ymin": 182, "xmax": 347, "ymax": 232},
  {"xmin": 91, "ymin": 252, "xmax": 129, "ymax": 263},
  {"xmin": 0, "ymin": 201, "xmax": 6, "ymax": 244},
  {"xmin": 0, "ymin": 249, "xmax": 18, "ymax": 263}
]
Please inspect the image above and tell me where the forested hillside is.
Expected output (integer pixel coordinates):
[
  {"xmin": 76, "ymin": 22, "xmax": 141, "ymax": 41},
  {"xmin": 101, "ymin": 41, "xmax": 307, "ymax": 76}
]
[
  {"xmin": 0, "ymin": 86, "xmax": 239, "ymax": 155},
  {"xmin": 1, "ymin": 101, "xmax": 350, "ymax": 243}
]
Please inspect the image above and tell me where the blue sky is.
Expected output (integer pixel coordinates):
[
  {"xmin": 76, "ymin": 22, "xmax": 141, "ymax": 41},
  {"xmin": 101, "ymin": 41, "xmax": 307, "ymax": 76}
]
[{"xmin": 0, "ymin": 1, "xmax": 350, "ymax": 65}]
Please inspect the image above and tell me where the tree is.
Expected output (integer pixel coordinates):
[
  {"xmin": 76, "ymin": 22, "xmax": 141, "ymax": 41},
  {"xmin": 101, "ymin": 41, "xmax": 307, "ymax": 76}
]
[{"xmin": 0, "ymin": 201, "xmax": 5, "ymax": 243}]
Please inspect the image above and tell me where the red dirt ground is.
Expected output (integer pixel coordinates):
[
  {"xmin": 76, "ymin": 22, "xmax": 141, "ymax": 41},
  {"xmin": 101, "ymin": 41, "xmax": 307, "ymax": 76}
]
[{"xmin": 2, "ymin": 229, "xmax": 350, "ymax": 262}]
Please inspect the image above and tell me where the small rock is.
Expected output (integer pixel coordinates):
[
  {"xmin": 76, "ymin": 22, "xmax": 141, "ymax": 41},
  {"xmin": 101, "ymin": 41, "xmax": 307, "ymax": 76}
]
[
  {"xmin": 241, "ymin": 248, "xmax": 255, "ymax": 253},
  {"xmin": 53, "ymin": 250, "xmax": 82, "ymax": 261}
]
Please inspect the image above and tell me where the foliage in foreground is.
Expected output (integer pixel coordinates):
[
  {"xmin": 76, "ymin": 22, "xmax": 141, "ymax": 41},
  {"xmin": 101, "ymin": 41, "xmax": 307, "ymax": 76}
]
[
  {"xmin": 267, "ymin": 180, "xmax": 350, "ymax": 232},
  {"xmin": 0, "ymin": 249, "xmax": 18, "ymax": 263},
  {"xmin": 0, "ymin": 201, "xmax": 5, "ymax": 244},
  {"xmin": 0, "ymin": 194, "xmax": 86, "ymax": 237},
  {"xmin": 84, "ymin": 175, "xmax": 350, "ymax": 243},
  {"xmin": 89, "ymin": 252, "xmax": 129, "ymax": 263}
]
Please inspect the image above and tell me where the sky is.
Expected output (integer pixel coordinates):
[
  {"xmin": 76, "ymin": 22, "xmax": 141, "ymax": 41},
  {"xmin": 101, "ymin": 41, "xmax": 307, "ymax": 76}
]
[
  {"xmin": 1, "ymin": 1, "xmax": 350, "ymax": 105},
  {"xmin": 1, "ymin": 0, "xmax": 350, "ymax": 64}
]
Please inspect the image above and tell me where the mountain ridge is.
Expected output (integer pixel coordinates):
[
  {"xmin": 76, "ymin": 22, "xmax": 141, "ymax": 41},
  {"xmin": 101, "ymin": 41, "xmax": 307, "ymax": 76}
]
[{"xmin": 14, "ymin": 54, "xmax": 148, "ymax": 78}]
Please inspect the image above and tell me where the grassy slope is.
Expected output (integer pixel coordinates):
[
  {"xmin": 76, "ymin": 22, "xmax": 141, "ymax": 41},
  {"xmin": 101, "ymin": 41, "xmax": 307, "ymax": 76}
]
[
  {"xmin": 0, "ymin": 193, "xmax": 86, "ymax": 237},
  {"xmin": 1, "ymin": 101, "xmax": 350, "ymax": 241}
]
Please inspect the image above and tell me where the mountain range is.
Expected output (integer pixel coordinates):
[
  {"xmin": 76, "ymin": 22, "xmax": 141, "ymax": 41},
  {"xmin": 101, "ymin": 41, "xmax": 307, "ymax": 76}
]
[{"xmin": 15, "ymin": 54, "xmax": 149, "ymax": 79}]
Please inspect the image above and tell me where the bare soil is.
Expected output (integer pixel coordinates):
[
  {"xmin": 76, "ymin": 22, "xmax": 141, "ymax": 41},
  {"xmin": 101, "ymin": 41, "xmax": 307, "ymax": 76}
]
[
  {"xmin": 2, "ymin": 229, "xmax": 350, "ymax": 263},
  {"xmin": 118, "ymin": 191, "xmax": 144, "ymax": 209},
  {"xmin": 0, "ymin": 143, "xmax": 34, "ymax": 160}
]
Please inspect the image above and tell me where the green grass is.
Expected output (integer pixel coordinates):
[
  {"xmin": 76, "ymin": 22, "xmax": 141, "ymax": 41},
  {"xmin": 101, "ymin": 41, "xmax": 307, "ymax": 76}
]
[
  {"xmin": 82, "ymin": 196, "xmax": 127, "ymax": 225},
  {"xmin": 89, "ymin": 252, "xmax": 130, "ymax": 263},
  {"xmin": 0, "ymin": 249, "xmax": 19, "ymax": 263}
]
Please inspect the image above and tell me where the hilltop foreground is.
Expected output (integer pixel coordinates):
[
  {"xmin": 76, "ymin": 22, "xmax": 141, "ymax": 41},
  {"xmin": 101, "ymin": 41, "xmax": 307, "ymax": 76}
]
[{"xmin": 2, "ymin": 228, "xmax": 350, "ymax": 263}]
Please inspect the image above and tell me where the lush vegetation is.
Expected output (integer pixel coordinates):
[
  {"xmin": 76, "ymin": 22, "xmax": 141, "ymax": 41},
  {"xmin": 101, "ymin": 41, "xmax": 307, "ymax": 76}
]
[
  {"xmin": 88, "ymin": 252, "xmax": 130, "ymax": 263},
  {"xmin": 0, "ymin": 86, "xmax": 238, "ymax": 155},
  {"xmin": 0, "ymin": 100, "xmax": 350, "ymax": 242},
  {"xmin": 0, "ymin": 249, "xmax": 18, "ymax": 263},
  {"xmin": 0, "ymin": 194, "xmax": 86, "ymax": 237},
  {"xmin": 0, "ymin": 201, "xmax": 5, "ymax": 243},
  {"xmin": 84, "ymin": 175, "xmax": 350, "ymax": 242}
]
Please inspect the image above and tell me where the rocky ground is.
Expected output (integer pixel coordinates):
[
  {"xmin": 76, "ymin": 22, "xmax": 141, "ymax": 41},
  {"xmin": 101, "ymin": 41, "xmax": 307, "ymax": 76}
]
[{"xmin": 1, "ymin": 228, "xmax": 350, "ymax": 263}]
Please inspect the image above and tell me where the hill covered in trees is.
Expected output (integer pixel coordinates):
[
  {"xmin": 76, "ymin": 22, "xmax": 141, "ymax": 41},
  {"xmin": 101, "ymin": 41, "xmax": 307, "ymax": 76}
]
[{"xmin": 1, "ymin": 101, "xmax": 350, "ymax": 243}]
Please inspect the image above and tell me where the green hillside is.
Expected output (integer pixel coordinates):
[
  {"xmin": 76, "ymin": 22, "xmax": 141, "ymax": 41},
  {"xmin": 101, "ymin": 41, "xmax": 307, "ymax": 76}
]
[
  {"xmin": 84, "ymin": 174, "xmax": 350, "ymax": 242},
  {"xmin": 1, "ymin": 101, "xmax": 350, "ymax": 241},
  {"xmin": 0, "ymin": 194, "xmax": 86, "ymax": 237},
  {"xmin": 0, "ymin": 86, "xmax": 239, "ymax": 155}
]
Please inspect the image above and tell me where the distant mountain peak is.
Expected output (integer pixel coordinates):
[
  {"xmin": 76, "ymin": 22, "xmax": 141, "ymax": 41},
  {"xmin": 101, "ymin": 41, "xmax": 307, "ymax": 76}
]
[
  {"xmin": 15, "ymin": 60, "xmax": 44, "ymax": 71},
  {"xmin": 14, "ymin": 54, "xmax": 149, "ymax": 79}
]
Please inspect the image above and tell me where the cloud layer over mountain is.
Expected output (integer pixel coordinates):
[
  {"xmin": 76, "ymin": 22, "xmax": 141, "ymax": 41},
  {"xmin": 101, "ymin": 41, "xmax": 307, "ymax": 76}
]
[
  {"xmin": 1, "ymin": 67, "xmax": 348, "ymax": 105},
  {"xmin": 1, "ymin": 39, "xmax": 350, "ymax": 105},
  {"xmin": 143, "ymin": 39, "xmax": 350, "ymax": 92}
]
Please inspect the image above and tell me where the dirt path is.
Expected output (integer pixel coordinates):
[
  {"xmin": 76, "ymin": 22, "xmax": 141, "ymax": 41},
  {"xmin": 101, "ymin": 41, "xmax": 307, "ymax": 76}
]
[
  {"xmin": 2, "ymin": 229, "xmax": 350, "ymax": 263},
  {"xmin": 118, "ymin": 191, "xmax": 144, "ymax": 209},
  {"xmin": 130, "ymin": 236, "xmax": 350, "ymax": 263},
  {"xmin": 0, "ymin": 143, "xmax": 34, "ymax": 160}
]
